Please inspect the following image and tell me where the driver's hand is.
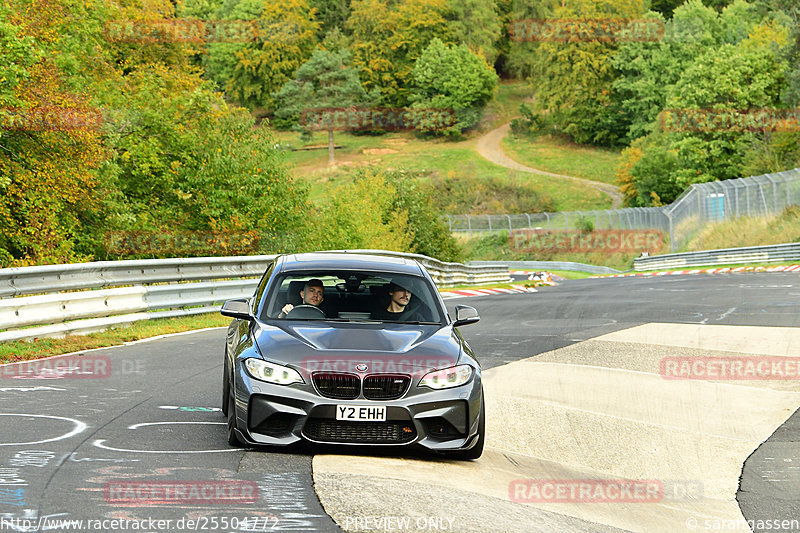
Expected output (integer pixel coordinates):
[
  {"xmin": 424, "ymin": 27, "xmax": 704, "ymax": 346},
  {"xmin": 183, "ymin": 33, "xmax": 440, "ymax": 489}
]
[{"xmin": 279, "ymin": 303, "xmax": 293, "ymax": 317}]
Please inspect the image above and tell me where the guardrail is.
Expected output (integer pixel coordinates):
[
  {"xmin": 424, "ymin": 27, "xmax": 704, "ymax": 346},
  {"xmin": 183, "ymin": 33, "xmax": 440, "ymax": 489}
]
[
  {"xmin": 0, "ymin": 251, "xmax": 510, "ymax": 343},
  {"xmin": 633, "ymin": 242, "xmax": 800, "ymax": 271}
]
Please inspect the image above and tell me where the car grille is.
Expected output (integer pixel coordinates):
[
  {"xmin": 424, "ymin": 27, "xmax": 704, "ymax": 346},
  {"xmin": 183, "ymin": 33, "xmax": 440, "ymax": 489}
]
[
  {"xmin": 363, "ymin": 375, "xmax": 410, "ymax": 400},
  {"xmin": 312, "ymin": 373, "xmax": 410, "ymax": 400},
  {"xmin": 313, "ymin": 373, "xmax": 360, "ymax": 400},
  {"xmin": 303, "ymin": 419, "xmax": 416, "ymax": 443}
]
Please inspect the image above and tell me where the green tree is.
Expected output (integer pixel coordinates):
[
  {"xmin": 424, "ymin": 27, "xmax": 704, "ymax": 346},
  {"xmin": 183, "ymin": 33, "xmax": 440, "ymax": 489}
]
[
  {"xmin": 617, "ymin": 36, "xmax": 790, "ymax": 205},
  {"xmin": 444, "ymin": 0, "xmax": 503, "ymax": 65},
  {"xmin": 410, "ymin": 38, "xmax": 498, "ymax": 136},
  {"xmin": 387, "ymin": 171, "xmax": 462, "ymax": 262},
  {"xmin": 0, "ymin": 5, "xmax": 40, "ymax": 110},
  {"xmin": 310, "ymin": 0, "xmax": 352, "ymax": 36},
  {"xmin": 650, "ymin": 0, "xmax": 685, "ymax": 18},
  {"xmin": 503, "ymin": 0, "xmax": 558, "ymax": 79},
  {"xmin": 526, "ymin": 0, "xmax": 650, "ymax": 145},
  {"xmin": 613, "ymin": 1, "xmax": 724, "ymax": 143},
  {"xmin": 274, "ymin": 48, "xmax": 375, "ymax": 165},
  {"xmin": 205, "ymin": 0, "xmax": 320, "ymax": 111},
  {"xmin": 299, "ymin": 170, "xmax": 413, "ymax": 252},
  {"xmin": 346, "ymin": 0, "xmax": 448, "ymax": 107}
]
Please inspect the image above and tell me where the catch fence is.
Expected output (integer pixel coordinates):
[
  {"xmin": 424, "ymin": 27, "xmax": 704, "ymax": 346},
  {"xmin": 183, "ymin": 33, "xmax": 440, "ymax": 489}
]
[{"xmin": 444, "ymin": 169, "xmax": 800, "ymax": 252}]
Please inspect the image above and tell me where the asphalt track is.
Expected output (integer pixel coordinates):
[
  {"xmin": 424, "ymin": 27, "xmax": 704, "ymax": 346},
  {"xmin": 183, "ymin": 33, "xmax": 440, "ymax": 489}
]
[{"xmin": 0, "ymin": 272, "xmax": 797, "ymax": 532}]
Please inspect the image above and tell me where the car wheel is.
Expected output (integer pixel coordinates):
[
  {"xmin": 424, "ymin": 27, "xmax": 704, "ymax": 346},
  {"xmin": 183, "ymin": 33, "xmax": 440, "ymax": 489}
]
[
  {"xmin": 450, "ymin": 394, "xmax": 485, "ymax": 460},
  {"xmin": 221, "ymin": 357, "xmax": 230, "ymax": 417},
  {"xmin": 226, "ymin": 385, "xmax": 242, "ymax": 447}
]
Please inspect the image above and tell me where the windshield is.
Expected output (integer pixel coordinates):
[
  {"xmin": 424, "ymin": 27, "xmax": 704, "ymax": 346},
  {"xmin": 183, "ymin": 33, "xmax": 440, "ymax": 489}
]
[{"xmin": 261, "ymin": 271, "xmax": 444, "ymax": 324}]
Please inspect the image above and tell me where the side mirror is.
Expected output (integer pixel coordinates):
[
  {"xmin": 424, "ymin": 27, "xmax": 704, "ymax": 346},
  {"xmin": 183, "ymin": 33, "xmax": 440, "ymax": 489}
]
[
  {"xmin": 453, "ymin": 305, "xmax": 480, "ymax": 327},
  {"xmin": 221, "ymin": 298, "xmax": 252, "ymax": 320}
]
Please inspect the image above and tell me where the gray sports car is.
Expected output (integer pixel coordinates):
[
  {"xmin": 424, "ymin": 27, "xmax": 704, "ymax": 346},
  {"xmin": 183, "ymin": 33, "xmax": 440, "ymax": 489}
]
[{"xmin": 220, "ymin": 252, "xmax": 484, "ymax": 459}]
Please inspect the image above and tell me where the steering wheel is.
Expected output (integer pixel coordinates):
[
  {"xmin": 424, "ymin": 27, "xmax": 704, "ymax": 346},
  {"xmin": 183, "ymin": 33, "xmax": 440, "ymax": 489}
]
[{"xmin": 285, "ymin": 304, "xmax": 326, "ymax": 319}]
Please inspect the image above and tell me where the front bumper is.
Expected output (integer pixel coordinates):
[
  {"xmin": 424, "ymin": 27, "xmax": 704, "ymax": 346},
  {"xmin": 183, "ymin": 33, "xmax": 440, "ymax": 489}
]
[{"xmin": 232, "ymin": 365, "xmax": 483, "ymax": 452}]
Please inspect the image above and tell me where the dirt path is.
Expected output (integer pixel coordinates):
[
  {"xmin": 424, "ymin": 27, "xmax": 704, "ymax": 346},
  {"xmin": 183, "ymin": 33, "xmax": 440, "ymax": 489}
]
[{"xmin": 476, "ymin": 123, "xmax": 624, "ymax": 209}]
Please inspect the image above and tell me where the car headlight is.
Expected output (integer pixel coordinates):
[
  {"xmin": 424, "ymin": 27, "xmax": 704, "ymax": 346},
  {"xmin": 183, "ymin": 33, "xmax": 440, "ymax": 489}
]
[
  {"xmin": 418, "ymin": 365, "xmax": 473, "ymax": 390},
  {"xmin": 244, "ymin": 358, "xmax": 304, "ymax": 386}
]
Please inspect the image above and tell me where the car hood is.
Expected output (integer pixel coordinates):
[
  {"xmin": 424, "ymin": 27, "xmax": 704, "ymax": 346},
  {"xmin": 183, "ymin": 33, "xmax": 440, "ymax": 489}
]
[{"xmin": 254, "ymin": 321, "xmax": 463, "ymax": 371}]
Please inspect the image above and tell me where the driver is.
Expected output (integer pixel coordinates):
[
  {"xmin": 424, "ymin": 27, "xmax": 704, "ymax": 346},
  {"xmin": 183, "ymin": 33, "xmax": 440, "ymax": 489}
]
[{"xmin": 278, "ymin": 278, "xmax": 325, "ymax": 318}]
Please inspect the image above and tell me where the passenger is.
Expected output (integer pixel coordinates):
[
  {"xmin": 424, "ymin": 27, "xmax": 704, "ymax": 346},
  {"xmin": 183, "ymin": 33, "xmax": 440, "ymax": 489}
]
[
  {"xmin": 374, "ymin": 280, "xmax": 425, "ymax": 322},
  {"xmin": 278, "ymin": 278, "xmax": 325, "ymax": 318}
]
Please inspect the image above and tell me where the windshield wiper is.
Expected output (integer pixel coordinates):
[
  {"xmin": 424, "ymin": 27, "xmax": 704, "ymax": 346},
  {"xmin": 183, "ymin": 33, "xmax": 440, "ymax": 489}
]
[{"xmin": 378, "ymin": 320, "xmax": 441, "ymax": 325}]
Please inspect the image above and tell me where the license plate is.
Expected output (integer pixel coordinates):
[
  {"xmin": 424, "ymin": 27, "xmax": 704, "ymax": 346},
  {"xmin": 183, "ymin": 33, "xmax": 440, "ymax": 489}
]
[{"xmin": 336, "ymin": 405, "xmax": 387, "ymax": 422}]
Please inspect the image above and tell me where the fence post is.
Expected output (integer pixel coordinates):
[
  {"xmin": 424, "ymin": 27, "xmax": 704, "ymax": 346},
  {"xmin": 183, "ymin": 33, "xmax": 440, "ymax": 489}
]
[
  {"xmin": 545, "ymin": 213, "xmax": 550, "ymax": 229},
  {"xmin": 765, "ymin": 174, "xmax": 778, "ymax": 214},
  {"xmin": 525, "ymin": 213, "xmax": 531, "ymax": 229},
  {"xmin": 467, "ymin": 215, "xmax": 472, "ymax": 237},
  {"xmin": 487, "ymin": 214, "xmax": 492, "ymax": 234},
  {"xmin": 506, "ymin": 214, "xmax": 512, "ymax": 233},
  {"xmin": 667, "ymin": 211, "xmax": 675, "ymax": 252},
  {"xmin": 746, "ymin": 185, "xmax": 751, "ymax": 217},
  {"xmin": 698, "ymin": 187, "xmax": 704, "ymax": 228}
]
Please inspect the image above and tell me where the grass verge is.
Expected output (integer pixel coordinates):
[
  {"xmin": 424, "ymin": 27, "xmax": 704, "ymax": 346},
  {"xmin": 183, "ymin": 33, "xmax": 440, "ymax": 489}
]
[
  {"xmin": 683, "ymin": 207, "xmax": 800, "ymax": 252},
  {"xmin": 501, "ymin": 132, "xmax": 622, "ymax": 185}
]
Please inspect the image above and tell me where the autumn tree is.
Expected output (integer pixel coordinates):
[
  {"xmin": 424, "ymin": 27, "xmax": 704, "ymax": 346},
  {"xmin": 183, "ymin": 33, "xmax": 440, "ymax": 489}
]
[{"xmin": 0, "ymin": 0, "xmax": 106, "ymax": 266}]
